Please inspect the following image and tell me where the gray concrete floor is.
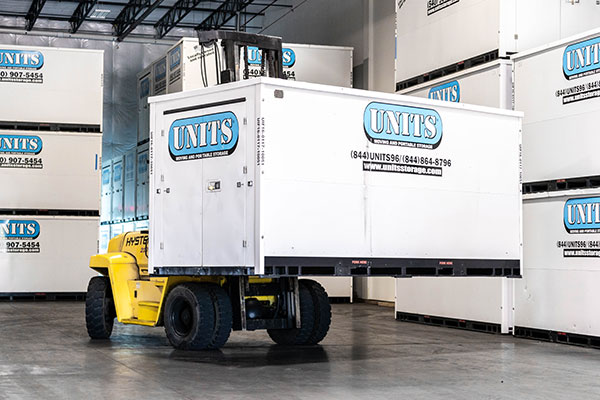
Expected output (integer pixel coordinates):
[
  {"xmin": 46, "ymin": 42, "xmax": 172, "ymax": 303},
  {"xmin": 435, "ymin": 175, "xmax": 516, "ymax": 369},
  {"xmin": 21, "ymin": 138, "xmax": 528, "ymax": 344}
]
[{"xmin": 0, "ymin": 302, "xmax": 599, "ymax": 400}]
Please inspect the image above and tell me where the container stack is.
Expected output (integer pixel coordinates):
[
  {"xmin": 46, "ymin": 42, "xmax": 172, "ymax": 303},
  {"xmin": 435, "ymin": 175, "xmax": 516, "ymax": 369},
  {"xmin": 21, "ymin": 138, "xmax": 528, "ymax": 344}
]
[
  {"xmin": 0, "ymin": 45, "xmax": 103, "ymax": 297},
  {"xmin": 394, "ymin": 0, "xmax": 600, "ymax": 337}
]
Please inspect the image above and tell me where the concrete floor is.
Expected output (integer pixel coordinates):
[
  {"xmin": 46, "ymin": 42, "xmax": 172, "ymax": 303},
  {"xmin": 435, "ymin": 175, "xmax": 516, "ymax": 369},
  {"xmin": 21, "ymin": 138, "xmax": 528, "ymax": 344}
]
[{"xmin": 0, "ymin": 302, "xmax": 599, "ymax": 400}]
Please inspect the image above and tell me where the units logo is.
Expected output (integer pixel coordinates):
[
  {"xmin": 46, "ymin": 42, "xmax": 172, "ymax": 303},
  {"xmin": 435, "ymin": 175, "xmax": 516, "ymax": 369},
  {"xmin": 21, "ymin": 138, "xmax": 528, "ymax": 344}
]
[
  {"xmin": 564, "ymin": 197, "xmax": 600, "ymax": 233},
  {"xmin": 248, "ymin": 47, "xmax": 296, "ymax": 68},
  {"xmin": 364, "ymin": 102, "xmax": 443, "ymax": 149},
  {"xmin": 563, "ymin": 36, "xmax": 600, "ymax": 80},
  {"xmin": 154, "ymin": 58, "xmax": 167, "ymax": 81},
  {"xmin": 0, "ymin": 134, "xmax": 42, "ymax": 154},
  {"xmin": 140, "ymin": 76, "xmax": 150, "ymax": 99},
  {"xmin": 168, "ymin": 111, "xmax": 239, "ymax": 161},
  {"xmin": 169, "ymin": 46, "xmax": 181, "ymax": 71},
  {"xmin": 428, "ymin": 80, "xmax": 460, "ymax": 102},
  {"xmin": 0, "ymin": 49, "xmax": 44, "ymax": 69},
  {"xmin": 0, "ymin": 220, "xmax": 40, "ymax": 240}
]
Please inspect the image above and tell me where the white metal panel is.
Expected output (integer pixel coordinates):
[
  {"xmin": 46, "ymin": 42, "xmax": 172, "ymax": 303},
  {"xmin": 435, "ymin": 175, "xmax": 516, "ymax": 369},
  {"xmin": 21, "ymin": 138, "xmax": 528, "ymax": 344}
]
[
  {"xmin": 137, "ymin": 66, "xmax": 152, "ymax": 144},
  {"xmin": 517, "ymin": 191, "xmax": 600, "ymax": 335},
  {"xmin": 148, "ymin": 79, "xmax": 522, "ymax": 275},
  {"xmin": 99, "ymin": 223, "xmax": 110, "ymax": 254},
  {"xmin": 396, "ymin": 0, "xmax": 512, "ymax": 84},
  {"xmin": 0, "ymin": 130, "xmax": 101, "ymax": 211},
  {"xmin": 396, "ymin": 277, "xmax": 514, "ymax": 332},
  {"xmin": 0, "ymin": 45, "xmax": 103, "ymax": 128},
  {"xmin": 0, "ymin": 216, "xmax": 98, "ymax": 293},
  {"xmin": 398, "ymin": 59, "xmax": 512, "ymax": 109},
  {"xmin": 311, "ymin": 277, "xmax": 352, "ymax": 299},
  {"xmin": 123, "ymin": 150, "xmax": 136, "ymax": 221},
  {"xmin": 514, "ymin": 28, "xmax": 600, "ymax": 182},
  {"xmin": 136, "ymin": 143, "xmax": 149, "ymax": 220},
  {"xmin": 111, "ymin": 156, "xmax": 124, "ymax": 222}
]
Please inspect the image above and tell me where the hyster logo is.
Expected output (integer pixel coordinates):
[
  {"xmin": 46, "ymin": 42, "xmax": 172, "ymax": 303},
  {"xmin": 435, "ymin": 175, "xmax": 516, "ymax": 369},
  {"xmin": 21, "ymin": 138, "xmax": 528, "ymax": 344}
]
[
  {"xmin": 169, "ymin": 112, "xmax": 239, "ymax": 161},
  {"xmin": 248, "ymin": 47, "xmax": 296, "ymax": 68},
  {"xmin": 364, "ymin": 102, "xmax": 443, "ymax": 149},
  {"xmin": 0, "ymin": 49, "xmax": 44, "ymax": 69},
  {"xmin": 0, "ymin": 220, "xmax": 40, "ymax": 239},
  {"xmin": 564, "ymin": 197, "xmax": 600, "ymax": 233},
  {"xmin": 563, "ymin": 36, "xmax": 600, "ymax": 80},
  {"xmin": 428, "ymin": 80, "xmax": 460, "ymax": 102},
  {"xmin": 0, "ymin": 134, "xmax": 42, "ymax": 154}
]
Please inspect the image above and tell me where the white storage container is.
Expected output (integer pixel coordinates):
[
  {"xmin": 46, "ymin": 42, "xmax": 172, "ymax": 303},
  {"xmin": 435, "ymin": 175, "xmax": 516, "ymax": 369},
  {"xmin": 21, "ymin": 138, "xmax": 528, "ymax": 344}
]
[
  {"xmin": 123, "ymin": 150, "xmax": 136, "ymax": 221},
  {"xmin": 137, "ymin": 66, "xmax": 152, "ymax": 144},
  {"xmin": 396, "ymin": 0, "xmax": 600, "ymax": 89},
  {"xmin": 111, "ymin": 156, "xmax": 124, "ymax": 222},
  {"xmin": 100, "ymin": 161, "xmax": 111, "ymax": 223},
  {"xmin": 136, "ymin": 144, "xmax": 149, "ymax": 220},
  {"xmin": 0, "ymin": 45, "xmax": 103, "ymax": 130},
  {"xmin": 148, "ymin": 78, "xmax": 522, "ymax": 276},
  {"xmin": 153, "ymin": 57, "xmax": 167, "ymax": 96},
  {"xmin": 396, "ymin": 59, "xmax": 514, "ymax": 332},
  {"xmin": 0, "ymin": 216, "xmax": 98, "ymax": 293},
  {"xmin": 0, "ymin": 130, "xmax": 101, "ymax": 211},
  {"xmin": 398, "ymin": 59, "xmax": 512, "ymax": 109},
  {"xmin": 517, "ymin": 189, "xmax": 600, "ymax": 336},
  {"xmin": 514, "ymin": 28, "xmax": 600, "ymax": 183}
]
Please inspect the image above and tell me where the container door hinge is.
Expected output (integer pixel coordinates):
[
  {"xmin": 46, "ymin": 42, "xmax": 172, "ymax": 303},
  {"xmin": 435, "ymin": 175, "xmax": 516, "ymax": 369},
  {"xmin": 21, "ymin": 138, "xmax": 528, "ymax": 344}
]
[
  {"xmin": 161, "ymin": 129, "xmax": 165, "ymax": 137},
  {"xmin": 243, "ymin": 117, "xmax": 247, "ymax": 125},
  {"xmin": 242, "ymin": 240, "xmax": 247, "ymax": 248},
  {"xmin": 243, "ymin": 166, "xmax": 247, "ymax": 174},
  {"xmin": 160, "ymin": 174, "xmax": 164, "ymax": 182},
  {"xmin": 160, "ymin": 242, "xmax": 164, "ymax": 250}
]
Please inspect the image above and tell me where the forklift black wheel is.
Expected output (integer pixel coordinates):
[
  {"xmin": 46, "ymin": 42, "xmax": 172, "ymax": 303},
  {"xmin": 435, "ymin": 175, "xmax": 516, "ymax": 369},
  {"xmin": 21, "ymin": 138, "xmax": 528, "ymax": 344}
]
[
  {"xmin": 204, "ymin": 284, "xmax": 233, "ymax": 349},
  {"xmin": 301, "ymin": 279, "xmax": 332, "ymax": 345},
  {"xmin": 85, "ymin": 276, "xmax": 116, "ymax": 339},
  {"xmin": 164, "ymin": 283, "xmax": 216, "ymax": 350},
  {"xmin": 267, "ymin": 281, "xmax": 316, "ymax": 345}
]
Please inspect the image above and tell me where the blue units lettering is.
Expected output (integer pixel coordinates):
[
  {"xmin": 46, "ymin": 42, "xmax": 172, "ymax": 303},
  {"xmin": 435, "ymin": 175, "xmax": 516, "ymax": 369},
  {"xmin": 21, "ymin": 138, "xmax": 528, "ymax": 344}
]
[
  {"xmin": 364, "ymin": 102, "xmax": 443, "ymax": 149},
  {"xmin": 155, "ymin": 58, "xmax": 167, "ymax": 81},
  {"xmin": 428, "ymin": 80, "xmax": 460, "ymax": 102},
  {"xmin": 0, "ymin": 134, "xmax": 42, "ymax": 154},
  {"xmin": 169, "ymin": 111, "xmax": 239, "ymax": 161},
  {"xmin": 563, "ymin": 36, "xmax": 600, "ymax": 80},
  {"xmin": 0, "ymin": 220, "xmax": 40, "ymax": 239},
  {"xmin": 0, "ymin": 50, "xmax": 44, "ymax": 69},
  {"xmin": 564, "ymin": 197, "xmax": 600, "ymax": 233},
  {"xmin": 248, "ymin": 47, "xmax": 296, "ymax": 68}
]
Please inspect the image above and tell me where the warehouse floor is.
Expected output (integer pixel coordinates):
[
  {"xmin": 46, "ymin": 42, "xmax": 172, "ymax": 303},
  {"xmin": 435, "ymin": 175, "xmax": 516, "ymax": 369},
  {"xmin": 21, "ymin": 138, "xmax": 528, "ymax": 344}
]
[{"xmin": 0, "ymin": 302, "xmax": 598, "ymax": 400}]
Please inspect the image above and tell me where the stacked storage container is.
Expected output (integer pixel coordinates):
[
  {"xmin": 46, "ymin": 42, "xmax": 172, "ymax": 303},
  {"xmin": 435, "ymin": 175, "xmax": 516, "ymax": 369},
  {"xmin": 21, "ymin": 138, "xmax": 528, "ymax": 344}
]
[
  {"xmin": 514, "ymin": 28, "xmax": 600, "ymax": 342},
  {"xmin": 395, "ymin": 1, "xmax": 600, "ymax": 336},
  {"xmin": 0, "ymin": 45, "xmax": 103, "ymax": 297}
]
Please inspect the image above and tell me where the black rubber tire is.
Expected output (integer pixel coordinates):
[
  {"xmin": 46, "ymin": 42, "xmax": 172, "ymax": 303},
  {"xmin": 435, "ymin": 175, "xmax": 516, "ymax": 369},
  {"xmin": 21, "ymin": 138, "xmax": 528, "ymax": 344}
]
[
  {"xmin": 85, "ymin": 276, "xmax": 116, "ymax": 339},
  {"xmin": 204, "ymin": 284, "xmax": 233, "ymax": 349},
  {"xmin": 267, "ymin": 282, "xmax": 316, "ymax": 345},
  {"xmin": 164, "ymin": 283, "xmax": 216, "ymax": 350},
  {"xmin": 301, "ymin": 279, "xmax": 332, "ymax": 345}
]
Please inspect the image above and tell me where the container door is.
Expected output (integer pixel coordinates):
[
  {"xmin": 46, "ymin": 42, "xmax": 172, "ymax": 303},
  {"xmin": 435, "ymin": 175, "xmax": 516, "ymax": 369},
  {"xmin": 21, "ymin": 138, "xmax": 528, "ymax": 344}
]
[
  {"xmin": 111, "ymin": 158, "xmax": 124, "ymax": 222},
  {"xmin": 123, "ymin": 151, "xmax": 136, "ymax": 221},
  {"xmin": 136, "ymin": 148, "xmax": 149, "ymax": 219},
  {"xmin": 100, "ymin": 164, "xmax": 112, "ymax": 223}
]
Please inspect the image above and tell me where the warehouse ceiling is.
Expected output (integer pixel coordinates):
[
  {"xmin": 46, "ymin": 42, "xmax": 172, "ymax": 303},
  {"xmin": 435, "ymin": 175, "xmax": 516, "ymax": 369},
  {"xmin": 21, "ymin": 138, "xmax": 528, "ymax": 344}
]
[{"xmin": 0, "ymin": 0, "xmax": 293, "ymax": 41}]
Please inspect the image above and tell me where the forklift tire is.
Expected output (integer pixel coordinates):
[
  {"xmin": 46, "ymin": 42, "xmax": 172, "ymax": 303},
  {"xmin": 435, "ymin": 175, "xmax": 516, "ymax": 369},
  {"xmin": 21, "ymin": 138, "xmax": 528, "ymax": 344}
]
[
  {"xmin": 164, "ymin": 283, "xmax": 215, "ymax": 350},
  {"xmin": 267, "ymin": 282, "xmax": 316, "ymax": 345},
  {"xmin": 85, "ymin": 276, "xmax": 116, "ymax": 339},
  {"xmin": 204, "ymin": 284, "xmax": 233, "ymax": 349},
  {"xmin": 301, "ymin": 279, "xmax": 332, "ymax": 345}
]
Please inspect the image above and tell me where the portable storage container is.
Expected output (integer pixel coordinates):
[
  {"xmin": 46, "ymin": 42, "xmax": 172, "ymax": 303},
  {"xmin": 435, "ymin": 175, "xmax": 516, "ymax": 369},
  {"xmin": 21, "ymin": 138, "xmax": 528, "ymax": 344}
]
[
  {"xmin": 396, "ymin": 58, "xmax": 514, "ymax": 333},
  {"xmin": 0, "ymin": 130, "xmax": 101, "ymax": 211},
  {"xmin": 0, "ymin": 45, "xmax": 103, "ymax": 130},
  {"xmin": 136, "ymin": 143, "xmax": 149, "ymax": 220},
  {"xmin": 0, "ymin": 216, "xmax": 98, "ymax": 293},
  {"xmin": 100, "ymin": 161, "xmax": 112, "ymax": 223},
  {"xmin": 516, "ymin": 190, "xmax": 600, "ymax": 337},
  {"xmin": 137, "ymin": 66, "xmax": 152, "ymax": 144},
  {"xmin": 514, "ymin": 28, "xmax": 600, "ymax": 184},
  {"xmin": 123, "ymin": 150, "xmax": 136, "ymax": 221},
  {"xmin": 148, "ymin": 78, "xmax": 522, "ymax": 277},
  {"xmin": 395, "ymin": 0, "xmax": 600, "ymax": 90},
  {"xmin": 398, "ymin": 59, "xmax": 512, "ymax": 109},
  {"xmin": 111, "ymin": 155, "xmax": 124, "ymax": 222}
]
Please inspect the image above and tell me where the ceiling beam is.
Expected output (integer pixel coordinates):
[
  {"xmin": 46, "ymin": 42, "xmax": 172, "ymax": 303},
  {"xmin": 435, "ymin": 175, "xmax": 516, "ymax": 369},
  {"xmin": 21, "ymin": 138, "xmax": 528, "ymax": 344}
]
[
  {"xmin": 196, "ymin": 0, "xmax": 256, "ymax": 31},
  {"xmin": 69, "ymin": 0, "xmax": 99, "ymax": 33},
  {"xmin": 113, "ymin": 0, "xmax": 165, "ymax": 42},
  {"xmin": 25, "ymin": 0, "xmax": 47, "ymax": 31},
  {"xmin": 154, "ymin": 0, "xmax": 208, "ymax": 40}
]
